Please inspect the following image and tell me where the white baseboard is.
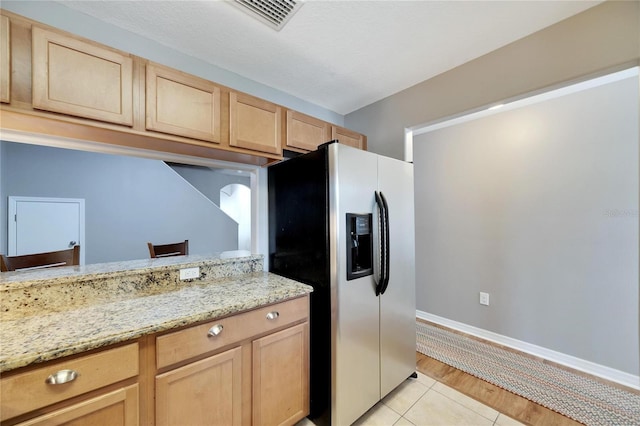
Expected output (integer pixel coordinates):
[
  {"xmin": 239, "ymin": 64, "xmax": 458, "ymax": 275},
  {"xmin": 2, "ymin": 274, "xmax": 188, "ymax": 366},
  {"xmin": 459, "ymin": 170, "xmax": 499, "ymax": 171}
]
[{"xmin": 416, "ymin": 310, "xmax": 640, "ymax": 391}]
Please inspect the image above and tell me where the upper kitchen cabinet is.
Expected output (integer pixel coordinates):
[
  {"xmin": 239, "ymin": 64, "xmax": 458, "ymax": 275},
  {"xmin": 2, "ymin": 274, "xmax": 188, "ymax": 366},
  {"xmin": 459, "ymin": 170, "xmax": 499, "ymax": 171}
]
[
  {"xmin": 146, "ymin": 62, "xmax": 221, "ymax": 143},
  {"xmin": 0, "ymin": 15, "xmax": 9, "ymax": 104},
  {"xmin": 230, "ymin": 91, "xmax": 282, "ymax": 155},
  {"xmin": 31, "ymin": 26, "xmax": 133, "ymax": 126},
  {"xmin": 332, "ymin": 125, "xmax": 366, "ymax": 150},
  {"xmin": 285, "ymin": 110, "xmax": 331, "ymax": 152}
]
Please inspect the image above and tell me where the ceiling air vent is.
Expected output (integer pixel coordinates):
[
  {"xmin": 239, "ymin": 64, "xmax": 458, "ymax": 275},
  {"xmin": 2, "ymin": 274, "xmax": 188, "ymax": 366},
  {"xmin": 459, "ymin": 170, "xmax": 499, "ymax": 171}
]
[{"xmin": 232, "ymin": 0, "xmax": 303, "ymax": 31}]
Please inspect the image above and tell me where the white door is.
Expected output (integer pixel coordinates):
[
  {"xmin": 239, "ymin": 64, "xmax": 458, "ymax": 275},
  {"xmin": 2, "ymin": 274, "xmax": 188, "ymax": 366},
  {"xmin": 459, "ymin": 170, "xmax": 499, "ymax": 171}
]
[{"xmin": 8, "ymin": 196, "xmax": 85, "ymax": 264}]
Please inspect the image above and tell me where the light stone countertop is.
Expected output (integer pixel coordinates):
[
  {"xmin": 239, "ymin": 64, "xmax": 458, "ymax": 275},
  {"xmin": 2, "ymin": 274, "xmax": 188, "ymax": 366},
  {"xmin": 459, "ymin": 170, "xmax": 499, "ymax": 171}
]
[
  {"xmin": 0, "ymin": 254, "xmax": 312, "ymax": 373},
  {"xmin": 0, "ymin": 251, "xmax": 261, "ymax": 288}
]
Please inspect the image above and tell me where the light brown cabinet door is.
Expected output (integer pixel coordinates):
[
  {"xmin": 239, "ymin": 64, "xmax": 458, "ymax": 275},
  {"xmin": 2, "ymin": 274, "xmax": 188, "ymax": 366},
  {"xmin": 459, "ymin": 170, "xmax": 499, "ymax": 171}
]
[
  {"xmin": 252, "ymin": 322, "xmax": 309, "ymax": 426},
  {"xmin": 31, "ymin": 26, "xmax": 133, "ymax": 126},
  {"xmin": 286, "ymin": 110, "xmax": 331, "ymax": 152},
  {"xmin": 230, "ymin": 92, "xmax": 282, "ymax": 155},
  {"xmin": 332, "ymin": 125, "xmax": 365, "ymax": 150},
  {"xmin": 0, "ymin": 15, "xmax": 10, "ymax": 104},
  {"xmin": 146, "ymin": 62, "xmax": 221, "ymax": 143},
  {"xmin": 156, "ymin": 346, "xmax": 242, "ymax": 426},
  {"xmin": 17, "ymin": 385, "xmax": 139, "ymax": 426}
]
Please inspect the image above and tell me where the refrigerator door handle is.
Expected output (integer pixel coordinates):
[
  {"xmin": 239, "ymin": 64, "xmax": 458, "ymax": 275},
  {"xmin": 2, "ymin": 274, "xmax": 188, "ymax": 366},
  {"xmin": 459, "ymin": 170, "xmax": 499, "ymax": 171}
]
[
  {"xmin": 375, "ymin": 191, "xmax": 388, "ymax": 296},
  {"xmin": 379, "ymin": 192, "xmax": 391, "ymax": 295}
]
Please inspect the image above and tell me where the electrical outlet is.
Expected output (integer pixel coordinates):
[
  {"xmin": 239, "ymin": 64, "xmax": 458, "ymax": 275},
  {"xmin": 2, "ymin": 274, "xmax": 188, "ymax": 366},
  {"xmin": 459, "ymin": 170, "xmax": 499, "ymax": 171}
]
[
  {"xmin": 479, "ymin": 292, "xmax": 490, "ymax": 306},
  {"xmin": 180, "ymin": 267, "xmax": 200, "ymax": 280}
]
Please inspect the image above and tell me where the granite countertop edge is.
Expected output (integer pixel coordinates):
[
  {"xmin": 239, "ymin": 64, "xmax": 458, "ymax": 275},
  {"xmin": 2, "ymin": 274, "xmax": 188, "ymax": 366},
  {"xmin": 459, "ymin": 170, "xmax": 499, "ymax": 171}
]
[
  {"xmin": 0, "ymin": 272, "xmax": 313, "ymax": 373},
  {"xmin": 0, "ymin": 251, "xmax": 263, "ymax": 290}
]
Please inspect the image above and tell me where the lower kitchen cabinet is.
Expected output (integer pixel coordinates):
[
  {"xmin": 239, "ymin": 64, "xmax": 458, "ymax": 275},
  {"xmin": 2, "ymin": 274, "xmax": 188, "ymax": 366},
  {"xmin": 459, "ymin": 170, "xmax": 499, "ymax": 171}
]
[
  {"xmin": 0, "ymin": 343, "xmax": 139, "ymax": 424},
  {"xmin": 0, "ymin": 296, "xmax": 310, "ymax": 426},
  {"xmin": 156, "ymin": 347, "xmax": 242, "ymax": 426},
  {"xmin": 154, "ymin": 295, "xmax": 310, "ymax": 426},
  {"xmin": 156, "ymin": 321, "xmax": 309, "ymax": 426},
  {"xmin": 16, "ymin": 385, "xmax": 139, "ymax": 426},
  {"xmin": 253, "ymin": 322, "xmax": 309, "ymax": 426}
]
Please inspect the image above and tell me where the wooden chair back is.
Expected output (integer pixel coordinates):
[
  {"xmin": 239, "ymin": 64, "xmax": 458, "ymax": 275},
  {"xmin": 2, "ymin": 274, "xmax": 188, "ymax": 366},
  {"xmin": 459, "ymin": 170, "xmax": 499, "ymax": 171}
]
[
  {"xmin": 147, "ymin": 240, "xmax": 189, "ymax": 258},
  {"xmin": 0, "ymin": 246, "xmax": 80, "ymax": 272}
]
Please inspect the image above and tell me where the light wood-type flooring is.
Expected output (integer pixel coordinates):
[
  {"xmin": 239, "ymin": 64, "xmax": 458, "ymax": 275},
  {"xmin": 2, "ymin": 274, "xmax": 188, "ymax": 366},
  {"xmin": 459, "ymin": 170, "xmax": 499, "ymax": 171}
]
[
  {"xmin": 297, "ymin": 352, "xmax": 581, "ymax": 425},
  {"xmin": 415, "ymin": 352, "xmax": 582, "ymax": 426}
]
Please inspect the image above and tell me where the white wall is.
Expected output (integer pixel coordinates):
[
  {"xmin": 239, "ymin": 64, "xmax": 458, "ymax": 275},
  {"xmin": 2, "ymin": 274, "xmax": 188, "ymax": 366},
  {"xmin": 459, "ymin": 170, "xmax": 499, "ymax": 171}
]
[
  {"xmin": 220, "ymin": 184, "xmax": 252, "ymax": 252},
  {"xmin": 413, "ymin": 73, "xmax": 639, "ymax": 376}
]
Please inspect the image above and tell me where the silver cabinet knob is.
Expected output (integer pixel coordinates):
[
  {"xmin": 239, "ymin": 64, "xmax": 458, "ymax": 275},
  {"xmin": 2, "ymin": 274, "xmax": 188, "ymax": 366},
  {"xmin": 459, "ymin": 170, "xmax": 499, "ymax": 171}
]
[
  {"xmin": 69, "ymin": 241, "xmax": 77, "ymax": 247},
  {"xmin": 207, "ymin": 324, "xmax": 224, "ymax": 337},
  {"xmin": 45, "ymin": 369, "xmax": 78, "ymax": 385},
  {"xmin": 266, "ymin": 311, "xmax": 279, "ymax": 321}
]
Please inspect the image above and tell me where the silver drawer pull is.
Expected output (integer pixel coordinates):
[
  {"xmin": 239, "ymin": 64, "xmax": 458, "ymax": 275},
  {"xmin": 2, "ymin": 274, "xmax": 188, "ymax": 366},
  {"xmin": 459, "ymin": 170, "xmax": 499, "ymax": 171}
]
[
  {"xmin": 266, "ymin": 311, "xmax": 280, "ymax": 321},
  {"xmin": 207, "ymin": 324, "xmax": 224, "ymax": 337},
  {"xmin": 45, "ymin": 369, "xmax": 78, "ymax": 385}
]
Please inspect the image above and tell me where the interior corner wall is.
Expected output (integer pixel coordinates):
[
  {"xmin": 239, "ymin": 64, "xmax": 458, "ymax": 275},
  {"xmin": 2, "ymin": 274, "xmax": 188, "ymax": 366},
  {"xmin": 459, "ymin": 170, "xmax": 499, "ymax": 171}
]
[
  {"xmin": 344, "ymin": 1, "xmax": 640, "ymax": 160},
  {"xmin": 413, "ymin": 74, "xmax": 639, "ymax": 375},
  {"xmin": 168, "ymin": 164, "xmax": 251, "ymax": 207}
]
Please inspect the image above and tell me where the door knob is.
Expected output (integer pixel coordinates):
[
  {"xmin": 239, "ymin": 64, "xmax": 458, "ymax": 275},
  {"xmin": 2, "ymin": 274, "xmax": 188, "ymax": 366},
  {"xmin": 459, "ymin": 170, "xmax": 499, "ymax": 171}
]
[{"xmin": 69, "ymin": 241, "xmax": 77, "ymax": 247}]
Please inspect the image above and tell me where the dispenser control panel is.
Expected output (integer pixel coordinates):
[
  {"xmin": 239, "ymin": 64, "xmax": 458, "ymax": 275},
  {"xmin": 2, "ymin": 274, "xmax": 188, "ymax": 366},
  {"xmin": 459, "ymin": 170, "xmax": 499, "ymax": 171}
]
[{"xmin": 346, "ymin": 213, "xmax": 373, "ymax": 280}]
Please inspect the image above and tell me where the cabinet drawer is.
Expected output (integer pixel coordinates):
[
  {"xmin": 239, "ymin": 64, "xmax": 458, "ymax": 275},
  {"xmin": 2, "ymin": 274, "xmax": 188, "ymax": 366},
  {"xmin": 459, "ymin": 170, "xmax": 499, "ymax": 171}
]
[
  {"xmin": 156, "ymin": 296, "xmax": 308, "ymax": 369},
  {"xmin": 0, "ymin": 343, "xmax": 139, "ymax": 421}
]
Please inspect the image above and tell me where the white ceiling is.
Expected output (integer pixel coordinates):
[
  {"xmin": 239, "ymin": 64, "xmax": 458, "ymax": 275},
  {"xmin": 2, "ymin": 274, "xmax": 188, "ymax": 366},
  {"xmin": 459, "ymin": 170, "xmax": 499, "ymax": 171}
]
[{"xmin": 55, "ymin": 0, "xmax": 602, "ymax": 116}]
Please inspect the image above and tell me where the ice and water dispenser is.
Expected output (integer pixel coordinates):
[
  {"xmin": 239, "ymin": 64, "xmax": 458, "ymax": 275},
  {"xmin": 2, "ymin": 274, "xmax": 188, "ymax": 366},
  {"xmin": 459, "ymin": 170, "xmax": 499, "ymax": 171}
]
[{"xmin": 346, "ymin": 213, "xmax": 373, "ymax": 280}]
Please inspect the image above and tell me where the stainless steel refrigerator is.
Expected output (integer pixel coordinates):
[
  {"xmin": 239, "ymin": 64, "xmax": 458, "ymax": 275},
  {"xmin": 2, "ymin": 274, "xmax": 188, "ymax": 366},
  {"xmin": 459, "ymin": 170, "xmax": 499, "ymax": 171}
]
[{"xmin": 268, "ymin": 141, "xmax": 416, "ymax": 426}]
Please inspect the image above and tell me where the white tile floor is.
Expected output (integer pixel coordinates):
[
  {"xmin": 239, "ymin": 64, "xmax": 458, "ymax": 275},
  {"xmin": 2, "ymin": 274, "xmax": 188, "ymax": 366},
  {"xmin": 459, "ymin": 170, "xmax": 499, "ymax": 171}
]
[{"xmin": 297, "ymin": 372, "xmax": 525, "ymax": 426}]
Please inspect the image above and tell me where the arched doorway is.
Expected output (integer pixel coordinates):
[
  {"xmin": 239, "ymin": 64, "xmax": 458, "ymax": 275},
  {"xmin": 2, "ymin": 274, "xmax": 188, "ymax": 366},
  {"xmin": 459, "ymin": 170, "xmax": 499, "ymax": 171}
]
[{"xmin": 220, "ymin": 183, "xmax": 251, "ymax": 251}]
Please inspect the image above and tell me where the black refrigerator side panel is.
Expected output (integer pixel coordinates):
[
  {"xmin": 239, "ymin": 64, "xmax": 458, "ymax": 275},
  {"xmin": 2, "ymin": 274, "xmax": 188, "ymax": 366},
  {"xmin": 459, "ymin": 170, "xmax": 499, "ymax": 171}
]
[
  {"xmin": 268, "ymin": 147, "xmax": 331, "ymax": 419},
  {"xmin": 268, "ymin": 148, "xmax": 329, "ymax": 287}
]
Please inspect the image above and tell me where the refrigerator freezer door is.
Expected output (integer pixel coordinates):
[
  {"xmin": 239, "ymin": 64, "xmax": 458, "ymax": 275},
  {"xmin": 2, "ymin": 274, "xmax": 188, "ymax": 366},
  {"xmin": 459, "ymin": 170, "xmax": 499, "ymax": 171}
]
[
  {"xmin": 330, "ymin": 144, "xmax": 381, "ymax": 426},
  {"xmin": 378, "ymin": 155, "xmax": 416, "ymax": 398}
]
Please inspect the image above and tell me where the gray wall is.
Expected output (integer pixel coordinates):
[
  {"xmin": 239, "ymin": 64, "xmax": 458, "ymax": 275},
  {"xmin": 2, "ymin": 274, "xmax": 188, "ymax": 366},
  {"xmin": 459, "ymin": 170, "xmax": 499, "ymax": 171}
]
[
  {"xmin": 343, "ymin": 1, "xmax": 640, "ymax": 377},
  {"xmin": 414, "ymin": 75, "xmax": 639, "ymax": 375},
  {"xmin": 1, "ymin": 142, "xmax": 238, "ymax": 264},
  {"xmin": 345, "ymin": 1, "xmax": 640, "ymax": 160}
]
